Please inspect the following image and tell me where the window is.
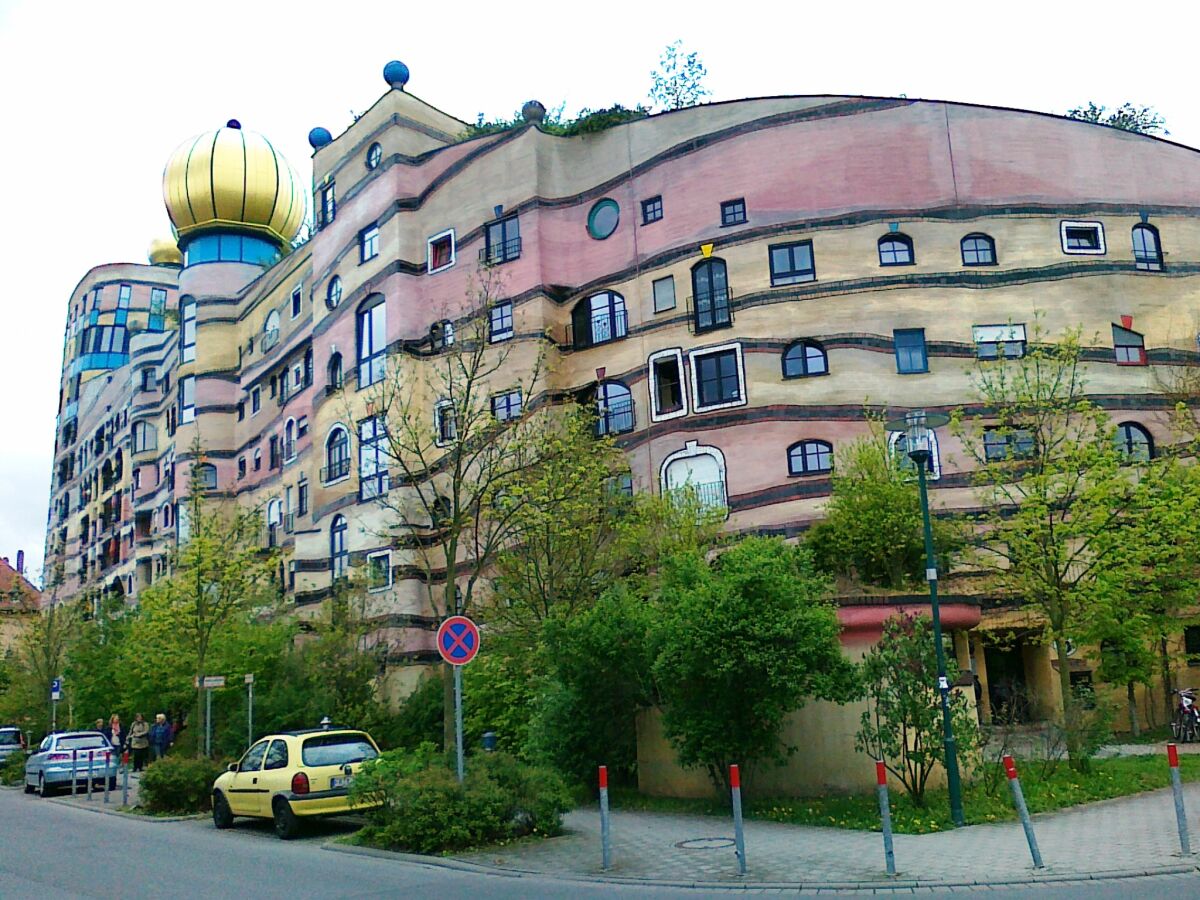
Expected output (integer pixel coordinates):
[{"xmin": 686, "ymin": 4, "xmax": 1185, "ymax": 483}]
[
  {"xmin": 427, "ymin": 229, "xmax": 455, "ymax": 273},
  {"xmin": 596, "ymin": 381, "xmax": 634, "ymax": 436},
  {"xmin": 431, "ymin": 320, "xmax": 455, "ymax": 351},
  {"xmin": 118, "ymin": 284, "xmax": 131, "ymax": 308},
  {"xmin": 491, "ymin": 390, "xmax": 523, "ymax": 422},
  {"xmin": 788, "ymin": 440, "xmax": 833, "ymax": 476},
  {"xmin": 139, "ymin": 367, "xmax": 156, "ymax": 392},
  {"xmin": 264, "ymin": 740, "xmax": 289, "ymax": 771},
  {"xmin": 269, "ymin": 436, "xmax": 280, "ymax": 469},
  {"xmin": 720, "ymin": 198, "xmax": 747, "ymax": 226},
  {"xmin": 251, "ymin": 386, "xmax": 261, "ymax": 414},
  {"xmin": 781, "ymin": 340, "xmax": 828, "ymax": 378},
  {"xmin": 358, "ymin": 416, "xmax": 389, "ymax": 500},
  {"xmin": 1133, "ymin": 224, "xmax": 1163, "ymax": 271},
  {"xmin": 330, "ymin": 515, "xmax": 348, "ymax": 580},
  {"xmin": 769, "ymin": 241, "xmax": 816, "ymax": 286},
  {"xmin": 180, "ymin": 299, "xmax": 197, "ymax": 362},
  {"xmin": 297, "ymin": 477, "xmax": 309, "ymax": 516},
  {"xmin": 587, "ymin": 199, "xmax": 620, "ymax": 240},
  {"xmin": 482, "ymin": 215, "xmax": 520, "ymax": 265},
  {"xmin": 179, "ymin": 375, "xmax": 196, "ymax": 424},
  {"xmin": 489, "ymin": 301, "xmax": 513, "ymax": 342},
  {"xmin": 132, "ymin": 421, "xmax": 156, "ymax": 453},
  {"xmin": 961, "ymin": 233, "xmax": 997, "ymax": 266},
  {"xmin": 973, "ymin": 324, "xmax": 1026, "ymax": 359},
  {"xmin": 284, "ymin": 419, "xmax": 296, "ymax": 462},
  {"xmin": 1061, "ymin": 221, "xmax": 1105, "ymax": 255},
  {"xmin": 357, "ymin": 295, "xmax": 387, "ymax": 387},
  {"xmin": 366, "ymin": 142, "xmax": 382, "ymax": 170},
  {"xmin": 435, "ymin": 401, "xmax": 457, "ymax": 446},
  {"xmin": 894, "ymin": 329, "xmax": 928, "ymax": 374},
  {"xmin": 641, "ymin": 195, "xmax": 663, "ymax": 225},
  {"xmin": 195, "ymin": 463, "xmax": 217, "ymax": 491},
  {"xmin": 690, "ymin": 258, "xmax": 731, "ymax": 333},
  {"xmin": 572, "ymin": 291, "xmax": 627, "ymax": 349},
  {"xmin": 359, "ymin": 225, "xmax": 380, "ymax": 263},
  {"xmin": 661, "ymin": 441, "xmax": 727, "ymax": 512},
  {"xmin": 879, "ymin": 233, "xmax": 914, "ymax": 266},
  {"xmin": 1185, "ymin": 626, "xmax": 1200, "ymax": 666},
  {"xmin": 984, "ymin": 427, "xmax": 1035, "ymax": 461},
  {"xmin": 691, "ymin": 344, "xmax": 745, "ymax": 411},
  {"xmin": 889, "ymin": 430, "xmax": 942, "ymax": 480},
  {"xmin": 1115, "ymin": 422, "xmax": 1153, "ymax": 461},
  {"xmin": 237, "ymin": 457, "xmax": 246, "ymax": 479},
  {"xmin": 297, "ymin": 415, "xmax": 308, "ymax": 438},
  {"xmin": 319, "ymin": 183, "xmax": 336, "ymax": 228},
  {"xmin": 262, "ymin": 310, "xmax": 280, "ymax": 352},
  {"xmin": 368, "ymin": 552, "xmax": 392, "ymax": 591},
  {"xmin": 253, "ymin": 448, "xmax": 262, "ymax": 471},
  {"xmin": 649, "ymin": 349, "xmax": 687, "ymax": 421},
  {"xmin": 323, "ymin": 427, "xmax": 350, "ymax": 482},
  {"xmin": 326, "ymin": 276, "xmax": 343, "ymax": 310},
  {"xmin": 327, "ymin": 352, "xmax": 343, "ymax": 391},
  {"xmin": 149, "ymin": 288, "xmax": 166, "ymax": 331},
  {"xmin": 290, "ymin": 287, "xmax": 302, "ymax": 318},
  {"xmin": 652, "ymin": 276, "xmax": 676, "ymax": 313},
  {"xmin": 1113, "ymin": 324, "xmax": 1146, "ymax": 365}
]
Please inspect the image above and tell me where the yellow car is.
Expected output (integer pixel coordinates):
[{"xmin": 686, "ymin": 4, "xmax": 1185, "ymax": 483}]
[{"xmin": 211, "ymin": 727, "xmax": 382, "ymax": 839}]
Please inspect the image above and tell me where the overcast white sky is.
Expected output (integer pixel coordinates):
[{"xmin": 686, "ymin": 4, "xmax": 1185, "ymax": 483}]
[{"xmin": 2, "ymin": 0, "xmax": 1199, "ymax": 584}]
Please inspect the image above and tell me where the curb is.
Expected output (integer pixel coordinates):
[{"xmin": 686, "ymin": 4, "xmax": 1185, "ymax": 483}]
[
  {"xmin": 45, "ymin": 797, "xmax": 205, "ymax": 822},
  {"xmin": 320, "ymin": 841, "xmax": 1200, "ymax": 890}
]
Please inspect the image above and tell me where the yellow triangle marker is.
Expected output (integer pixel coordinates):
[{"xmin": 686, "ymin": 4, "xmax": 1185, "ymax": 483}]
[{"xmin": 701, "ymin": 243, "xmax": 714, "ymax": 258}]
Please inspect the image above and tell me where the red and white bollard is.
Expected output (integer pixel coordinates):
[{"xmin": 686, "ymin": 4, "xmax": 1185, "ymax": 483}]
[
  {"xmin": 875, "ymin": 761, "xmax": 896, "ymax": 875},
  {"xmin": 730, "ymin": 764, "xmax": 747, "ymax": 876},
  {"xmin": 598, "ymin": 765, "xmax": 612, "ymax": 870},
  {"xmin": 1003, "ymin": 755, "xmax": 1043, "ymax": 868},
  {"xmin": 1167, "ymin": 743, "xmax": 1191, "ymax": 855}
]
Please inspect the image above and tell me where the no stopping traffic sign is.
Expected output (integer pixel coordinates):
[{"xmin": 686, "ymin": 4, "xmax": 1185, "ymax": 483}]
[{"xmin": 437, "ymin": 616, "xmax": 480, "ymax": 666}]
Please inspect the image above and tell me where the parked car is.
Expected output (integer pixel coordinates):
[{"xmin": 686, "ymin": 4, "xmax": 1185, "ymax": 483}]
[
  {"xmin": 24, "ymin": 731, "xmax": 118, "ymax": 796},
  {"xmin": 0, "ymin": 727, "xmax": 25, "ymax": 764},
  {"xmin": 211, "ymin": 727, "xmax": 381, "ymax": 839}
]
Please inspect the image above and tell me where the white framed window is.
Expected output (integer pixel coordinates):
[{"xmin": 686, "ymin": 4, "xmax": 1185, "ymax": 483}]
[
  {"xmin": 688, "ymin": 342, "xmax": 747, "ymax": 413},
  {"xmin": 973, "ymin": 324, "xmax": 1027, "ymax": 359},
  {"xmin": 660, "ymin": 440, "xmax": 728, "ymax": 513},
  {"xmin": 648, "ymin": 348, "xmax": 688, "ymax": 423},
  {"xmin": 427, "ymin": 228, "xmax": 456, "ymax": 273},
  {"xmin": 1060, "ymin": 221, "xmax": 1106, "ymax": 255},
  {"xmin": 434, "ymin": 400, "xmax": 458, "ymax": 446},
  {"xmin": 290, "ymin": 287, "xmax": 302, "ymax": 319},
  {"xmin": 368, "ymin": 550, "xmax": 392, "ymax": 592}
]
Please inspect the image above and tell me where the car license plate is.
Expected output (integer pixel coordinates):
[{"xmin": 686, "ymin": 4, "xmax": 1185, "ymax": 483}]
[{"xmin": 330, "ymin": 775, "xmax": 351, "ymax": 790}]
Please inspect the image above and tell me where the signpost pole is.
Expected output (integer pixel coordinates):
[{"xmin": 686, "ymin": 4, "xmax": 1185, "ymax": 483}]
[
  {"xmin": 246, "ymin": 675, "xmax": 254, "ymax": 748},
  {"xmin": 205, "ymin": 686, "xmax": 212, "ymax": 758},
  {"xmin": 599, "ymin": 765, "xmax": 612, "ymax": 870},
  {"xmin": 436, "ymin": 616, "xmax": 480, "ymax": 786},
  {"xmin": 454, "ymin": 664, "xmax": 464, "ymax": 784}
]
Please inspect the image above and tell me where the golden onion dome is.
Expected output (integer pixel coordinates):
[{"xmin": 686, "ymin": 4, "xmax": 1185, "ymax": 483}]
[
  {"xmin": 162, "ymin": 120, "xmax": 306, "ymax": 247},
  {"xmin": 147, "ymin": 236, "xmax": 183, "ymax": 267}
]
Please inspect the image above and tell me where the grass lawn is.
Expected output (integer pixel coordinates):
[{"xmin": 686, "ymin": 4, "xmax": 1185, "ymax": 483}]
[{"xmin": 610, "ymin": 754, "xmax": 1200, "ymax": 835}]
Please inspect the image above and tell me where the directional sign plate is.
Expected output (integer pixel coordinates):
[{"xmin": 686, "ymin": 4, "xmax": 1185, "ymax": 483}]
[
  {"xmin": 50, "ymin": 678, "xmax": 61, "ymax": 701},
  {"xmin": 436, "ymin": 616, "xmax": 480, "ymax": 666}
]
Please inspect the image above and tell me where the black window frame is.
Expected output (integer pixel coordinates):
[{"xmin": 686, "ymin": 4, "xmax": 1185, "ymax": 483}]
[
  {"xmin": 960, "ymin": 233, "xmax": 997, "ymax": 267},
  {"xmin": 596, "ymin": 381, "xmax": 634, "ymax": 436},
  {"xmin": 489, "ymin": 301, "xmax": 514, "ymax": 343},
  {"xmin": 356, "ymin": 295, "xmax": 387, "ymax": 388},
  {"xmin": 482, "ymin": 215, "xmax": 521, "ymax": 265},
  {"xmin": 694, "ymin": 348, "xmax": 742, "ymax": 409},
  {"xmin": 323, "ymin": 427, "xmax": 350, "ymax": 482},
  {"xmin": 781, "ymin": 340, "xmax": 829, "ymax": 378},
  {"xmin": 983, "ymin": 427, "xmax": 1036, "ymax": 462},
  {"xmin": 641, "ymin": 195, "xmax": 663, "ymax": 225},
  {"xmin": 318, "ymin": 183, "xmax": 336, "ymax": 229},
  {"xmin": 1133, "ymin": 223, "xmax": 1163, "ymax": 271},
  {"xmin": 720, "ymin": 198, "xmax": 747, "ymax": 227},
  {"xmin": 1185, "ymin": 626, "xmax": 1200, "ymax": 666},
  {"xmin": 366, "ymin": 142, "xmax": 383, "ymax": 170},
  {"xmin": 1115, "ymin": 422, "xmax": 1154, "ymax": 461},
  {"xmin": 787, "ymin": 439, "xmax": 834, "ymax": 476},
  {"xmin": 893, "ymin": 328, "xmax": 928, "ymax": 374},
  {"xmin": 690, "ymin": 258, "xmax": 732, "ymax": 333},
  {"xmin": 878, "ymin": 233, "xmax": 915, "ymax": 267},
  {"xmin": 1063, "ymin": 223, "xmax": 1103, "ymax": 252},
  {"xmin": 571, "ymin": 291, "xmax": 628, "ymax": 349},
  {"xmin": 326, "ymin": 276, "xmax": 342, "ymax": 310},
  {"xmin": 290, "ymin": 286, "xmax": 302, "ymax": 318},
  {"xmin": 359, "ymin": 224, "xmax": 380, "ymax": 263},
  {"xmin": 330, "ymin": 514, "xmax": 348, "ymax": 580},
  {"xmin": 1113, "ymin": 324, "xmax": 1146, "ymax": 366},
  {"xmin": 490, "ymin": 389, "xmax": 523, "ymax": 423},
  {"xmin": 769, "ymin": 240, "xmax": 816, "ymax": 286}
]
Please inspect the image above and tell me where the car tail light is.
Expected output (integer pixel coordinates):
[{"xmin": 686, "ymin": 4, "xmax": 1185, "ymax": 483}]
[{"xmin": 291, "ymin": 772, "xmax": 310, "ymax": 795}]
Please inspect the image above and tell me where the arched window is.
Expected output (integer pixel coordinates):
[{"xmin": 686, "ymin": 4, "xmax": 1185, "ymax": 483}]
[
  {"xmin": 889, "ymin": 430, "xmax": 942, "ymax": 480},
  {"xmin": 327, "ymin": 352, "xmax": 343, "ymax": 390},
  {"xmin": 325, "ymin": 276, "xmax": 343, "ymax": 310},
  {"xmin": 431, "ymin": 495, "xmax": 453, "ymax": 527},
  {"xmin": 161, "ymin": 503, "xmax": 173, "ymax": 528},
  {"xmin": 330, "ymin": 514, "xmax": 348, "ymax": 579},
  {"xmin": 782, "ymin": 340, "xmax": 828, "ymax": 378},
  {"xmin": 1133, "ymin": 224, "xmax": 1163, "ymax": 271},
  {"xmin": 324, "ymin": 426, "xmax": 350, "ymax": 482},
  {"xmin": 262, "ymin": 310, "xmax": 280, "ymax": 352},
  {"xmin": 357, "ymin": 295, "xmax": 387, "ymax": 388},
  {"xmin": 878, "ymin": 233, "xmax": 914, "ymax": 266},
  {"xmin": 431, "ymin": 320, "xmax": 455, "ymax": 351},
  {"xmin": 1116, "ymin": 422, "xmax": 1154, "ymax": 461},
  {"xmin": 572, "ymin": 291, "xmax": 628, "ymax": 349},
  {"xmin": 194, "ymin": 463, "xmax": 217, "ymax": 491},
  {"xmin": 690, "ymin": 259, "xmax": 731, "ymax": 333},
  {"xmin": 596, "ymin": 381, "xmax": 634, "ymax": 436},
  {"xmin": 661, "ymin": 440, "xmax": 727, "ymax": 512},
  {"xmin": 961, "ymin": 233, "xmax": 996, "ymax": 266},
  {"xmin": 284, "ymin": 419, "xmax": 296, "ymax": 461},
  {"xmin": 788, "ymin": 440, "xmax": 833, "ymax": 476}
]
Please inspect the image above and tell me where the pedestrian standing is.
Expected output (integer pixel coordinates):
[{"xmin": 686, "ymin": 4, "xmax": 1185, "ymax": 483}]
[
  {"xmin": 93, "ymin": 718, "xmax": 105, "ymax": 734},
  {"xmin": 149, "ymin": 713, "xmax": 172, "ymax": 761},
  {"xmin": 106, "ymin": 714, "xmax": 126, "ymax": 754},
  {"xmin": 127, "ymin": 714, "xmax": 150, "ymax": 771}
]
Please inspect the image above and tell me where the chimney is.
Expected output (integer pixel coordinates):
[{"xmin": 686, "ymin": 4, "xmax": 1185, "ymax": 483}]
[{"xmin": 16, "ymin": 550, "xmax": 23, "ymax": 574}]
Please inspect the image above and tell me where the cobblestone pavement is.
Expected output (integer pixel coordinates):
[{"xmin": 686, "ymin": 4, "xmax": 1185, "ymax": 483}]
[{"xmin": 457, "ymin": 783, "xmax": 1200, "ymax": 885}]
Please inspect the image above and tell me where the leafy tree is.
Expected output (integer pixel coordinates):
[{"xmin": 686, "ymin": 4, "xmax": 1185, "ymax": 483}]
[
  {"xmin": 652, "ymin": 537, "xmax": 859, "ymax": 793},
  {"xmin": 1066, "ymin": 102, "xmax": 1166, "ymax": 134},
  {"xmin": 649, "ymin": 40, "xmax": 711, "ymax": 111},
  {"xmin": 856, "ymin": 614, "xmax": 979, "ymax": 806},
  {"xmin": 952, "ymin": 326, "xmax": 1181, "ymax": 768}
]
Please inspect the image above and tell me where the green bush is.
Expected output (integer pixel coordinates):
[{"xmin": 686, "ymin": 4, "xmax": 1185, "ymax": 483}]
[
  {"xmin": 0, "ymin": 752, "xmax": 27, "ymax": 786},
  {"xmin": 352, "ymin": 744, "xmax": 572, "ymax": 853},
  {"xmin": 138, "ymin": 756, "xmax": 226, "ymax": 814}
]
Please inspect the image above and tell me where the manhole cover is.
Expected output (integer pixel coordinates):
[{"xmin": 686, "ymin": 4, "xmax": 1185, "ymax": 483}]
[{"xmin": 674, "ymin": 837, "xmax": 736, "ymax": 850}]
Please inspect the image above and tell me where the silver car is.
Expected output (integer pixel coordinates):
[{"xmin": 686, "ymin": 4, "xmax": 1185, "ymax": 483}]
[
  {"xmin": 0, "ymin": 727, "xmax": 25, "ymax": 764},
  {"xmin": 24, "ymin": 731, "xmax": 118, "ymax": 796}
]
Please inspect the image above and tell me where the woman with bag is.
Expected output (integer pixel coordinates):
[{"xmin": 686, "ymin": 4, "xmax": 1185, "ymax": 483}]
[{"xmin": 127, "ymin": 714, "xmax": 150, "ymax": 771}]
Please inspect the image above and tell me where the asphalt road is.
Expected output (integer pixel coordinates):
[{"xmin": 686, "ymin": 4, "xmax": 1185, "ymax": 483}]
[{"xmin": 1, "ymin": 787, "xmax": 1198, "ymax": 898}]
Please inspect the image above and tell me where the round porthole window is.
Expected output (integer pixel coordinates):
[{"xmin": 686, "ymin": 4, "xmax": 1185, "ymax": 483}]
[
  {"xmin": 366, "ymin": 142, "xmax": 382, "ymax": 170},
  {"xmin": 326, "ymin": 276, "xmax": 343, "ymax": 309},
  {"xmin": 587, "ymin": 199, "xmax": 620, "ymax": 240}
]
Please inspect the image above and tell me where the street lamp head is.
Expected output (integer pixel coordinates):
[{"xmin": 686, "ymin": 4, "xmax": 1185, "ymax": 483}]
[{"xmin": 885, "ymin": 409, "xmax": 949, "ymax": 462}]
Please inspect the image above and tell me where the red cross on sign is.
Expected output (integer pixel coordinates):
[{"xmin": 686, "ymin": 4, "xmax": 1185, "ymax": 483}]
[{"xmin": 436, "ymin": 616, "xmax": 480, "ymax": 666}]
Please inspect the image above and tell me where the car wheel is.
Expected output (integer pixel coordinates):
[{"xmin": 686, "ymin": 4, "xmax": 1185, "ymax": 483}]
[
  {"xmin": 272, "ymin": 797, "xmax": 300, "ymax": 840},
  {"xmin": 37, "ymin": 774, "xmax": 49, "ymax": 797},
  {"xmin": 212, "ymin": 792, "xmax": 234, "ymax": 830},
  {"xmin": 22, "ymin": 776, "xmax": 33, "ymax": 795}
]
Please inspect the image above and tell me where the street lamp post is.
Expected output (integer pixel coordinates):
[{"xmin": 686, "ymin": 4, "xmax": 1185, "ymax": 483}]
[{"xmin": 887, "ymin": 409, "xmax": 966, "ymax": 827}]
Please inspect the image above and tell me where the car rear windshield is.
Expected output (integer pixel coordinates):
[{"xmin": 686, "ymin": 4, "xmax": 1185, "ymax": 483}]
[
  {"xmin": 0, "ymin": 731, "xmax": 20, "ymax": 746},
  {"xmin": 301, "ymin": 733, "xmax": 378, "ymax": 768},
  {"xmin": 56, "ymin": 735, "xmax": 109, "ymax": 751}
]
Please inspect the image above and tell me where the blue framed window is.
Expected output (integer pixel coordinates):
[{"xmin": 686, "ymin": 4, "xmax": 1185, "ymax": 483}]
[
  {"xmin": 489, "ymin": 302, "xmax": 513, "ymax": 342},
  {"xmin": 894, "ymin": 328, "xmax": 928, "ymax": 374},
  {"xmin": 357, "ymin": 296, "xmax": 387, "ymax": 387}
]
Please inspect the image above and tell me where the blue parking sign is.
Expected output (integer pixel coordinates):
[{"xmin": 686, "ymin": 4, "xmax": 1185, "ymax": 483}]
[{"xmin": 50, "ymin": 679, "xmax": 61, "ymax": 701}]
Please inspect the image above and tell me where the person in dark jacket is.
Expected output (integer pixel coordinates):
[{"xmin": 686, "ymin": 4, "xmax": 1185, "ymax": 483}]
[
  {"xmin": 149, "ymin": 713, "xmax": 172, "ymax": 760},
  {"xmin": 127, "ymin": 714, "xmax": 151, "ymax": 772}
]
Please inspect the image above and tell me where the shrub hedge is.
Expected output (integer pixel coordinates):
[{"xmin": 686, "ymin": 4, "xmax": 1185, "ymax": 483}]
[
  {"xmin": 138, "ymin": 756, "xmax": 226, "ymax": 814},
  {"xmin": 0, "ymin": 752, "xmax": 26, "ymax": 786}
]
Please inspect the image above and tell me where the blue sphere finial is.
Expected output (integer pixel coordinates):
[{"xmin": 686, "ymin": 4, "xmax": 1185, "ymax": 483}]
[
  {"xmin": 308, "ymin": 127, "xmax": 333, "ymax": 150},
  {"xmin": 383, "ymin": 60, "xmax": 410, "ymax": 90},
  {"xmin": 225, "ymin": 119, "xmax": 242, "ymax": 130}
]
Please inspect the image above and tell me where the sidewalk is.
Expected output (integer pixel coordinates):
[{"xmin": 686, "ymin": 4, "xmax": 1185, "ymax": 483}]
[
  {"xmin": 51, "ymin": 769, "xmax": 142, "ymax": 811},
  {"xmin": 455, "ymin": 783, "xmax": 1200, "ymax": 885}
]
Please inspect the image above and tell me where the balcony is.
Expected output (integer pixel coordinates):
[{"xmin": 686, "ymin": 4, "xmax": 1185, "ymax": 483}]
[
  {"xmin": 569, "ymin": 309, "xmax": 628, "ymax": 350},
  {"xmin": 261, "ymin": 328, "xmax": 280, "ymax": 353},
  {"xmin": 668, "ymin": 480, "xmax": 727, "ymax": 512},
  {"xmin": 321, "ymin": 458, "xmax": 350, "ymax": 483},
  {"xmin": 359, "ymin": 471, "xmax": 390, "ymax": 501},
  {"xmin": 478, "ymin": 236, "xmax": 521, "ymax": 266},
  {"xmin": 596, "ymin": 398, "xmax": 635, "ymax": 437},
  {"xmin": 688, "ymin": 289, "xmax": 734, "ymax": 334},
  {"xmin": 284, "ymin": 513, "xmax": 295, "ymax": 534}
]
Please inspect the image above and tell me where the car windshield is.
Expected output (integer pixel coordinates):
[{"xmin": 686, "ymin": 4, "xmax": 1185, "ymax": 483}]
[
  {"xmin": 0, "ymin": 731, "xmax": 20, "ymax": 746},
  {"xmin": 301, "ymin": 733, "xmax": 378, "ymax": 767},
  {"xmin": 56, "ymin": 735, "xmax": 109, "ymax": 751}
]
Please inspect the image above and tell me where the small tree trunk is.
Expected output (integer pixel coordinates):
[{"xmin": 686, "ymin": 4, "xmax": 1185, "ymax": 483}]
[
  {"xmin": 1054, "ymin": 638, "xmax": 1086, "ymax": 770},
  {"xmin": 1161, "ymin": 637, "xmax": 1175, "ymax": 722},
  {"xmin": 1127, "ymin": 682, "xmax": 1140, "ymax": 737}
]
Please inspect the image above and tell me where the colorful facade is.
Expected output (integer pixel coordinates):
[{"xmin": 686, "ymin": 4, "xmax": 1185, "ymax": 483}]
[{"xmin": 44, "ymin": 64, "xmax": 1200, "ymax": 791}]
